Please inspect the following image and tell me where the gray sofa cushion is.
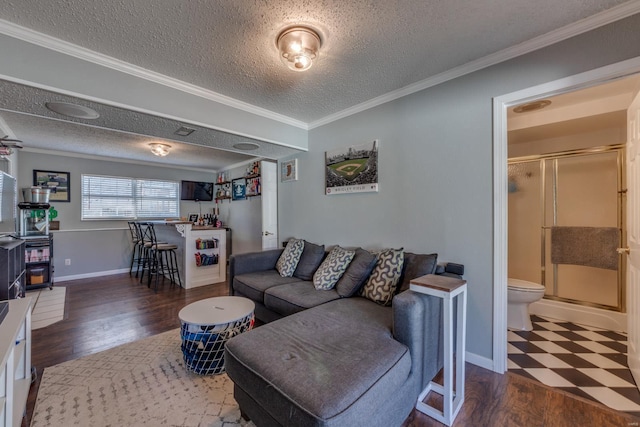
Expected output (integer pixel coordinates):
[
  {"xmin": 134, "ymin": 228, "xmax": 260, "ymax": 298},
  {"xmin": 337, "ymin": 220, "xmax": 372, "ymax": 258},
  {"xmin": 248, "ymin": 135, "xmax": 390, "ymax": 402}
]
[
  {"xmin": 335, "ymin": 248, "xmax": 377, "ymax": 297},
  {"xmin": 225, "ymin": 298, "xmax": 411, "ymax": 427},
  {"xmin": 233, "ymin": 270, "xmax": 301, "ymax": 303},
  {"xmin": 397, "ymin": 252, "xmax": 438, "ymax": 293},
  {"xmin": 293, "ymin": 240, "xmax": 326, "ymax": 280},
  {"xmin": 264, "ymin": 281, "xmax": 340, "ymax": 316}
]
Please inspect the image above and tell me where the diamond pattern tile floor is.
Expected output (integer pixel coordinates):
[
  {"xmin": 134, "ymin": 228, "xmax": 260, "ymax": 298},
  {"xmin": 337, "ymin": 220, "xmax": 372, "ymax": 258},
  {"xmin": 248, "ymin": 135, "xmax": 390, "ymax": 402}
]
[{"xmin": 508, "ymin": 315, "xmax": 640, "ymax": 416}]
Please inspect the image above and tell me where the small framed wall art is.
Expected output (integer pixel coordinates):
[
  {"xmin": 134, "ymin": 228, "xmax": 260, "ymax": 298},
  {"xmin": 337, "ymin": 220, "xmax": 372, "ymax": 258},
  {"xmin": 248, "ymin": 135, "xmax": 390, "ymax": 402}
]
[
  {"xmin": 33, "ymin": 169, "xmax": 70, "ymax": 202},
  {"xmin": 325, "ymin": 140, "xmax": 378, "ymax": 195},
  {"xmin": 188, "ymin": 213, "xmax": 199, "ymax": 223},
  {"xmin": 232, "ymin": 178, "xmax": 247, "ymax": 200},
  {"xmin": 281, "ymin": 159, "xmax": 298, "ymax": 182}
]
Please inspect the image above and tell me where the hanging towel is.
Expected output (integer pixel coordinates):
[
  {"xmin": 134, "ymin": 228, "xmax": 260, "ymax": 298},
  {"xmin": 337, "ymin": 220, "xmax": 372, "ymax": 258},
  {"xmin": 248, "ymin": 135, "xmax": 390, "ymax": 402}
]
[{"xmin": 550, "ymin": 226, "xmax": 620, "ymax": 270}]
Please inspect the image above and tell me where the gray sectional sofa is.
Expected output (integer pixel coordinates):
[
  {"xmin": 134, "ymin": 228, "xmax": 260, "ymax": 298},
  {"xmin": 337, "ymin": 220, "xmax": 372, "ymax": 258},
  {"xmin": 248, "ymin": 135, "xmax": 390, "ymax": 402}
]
[{"xmin": 224, "ymin": 244, "xmax": 464, "ymax": 427}]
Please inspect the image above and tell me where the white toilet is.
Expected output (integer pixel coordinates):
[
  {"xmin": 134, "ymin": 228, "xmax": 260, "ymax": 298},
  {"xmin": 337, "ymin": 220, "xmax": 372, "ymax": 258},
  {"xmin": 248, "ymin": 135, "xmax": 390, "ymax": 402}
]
[{"xmin": 507, "ymin": 278, "xmax": 545, "ymax": 331}]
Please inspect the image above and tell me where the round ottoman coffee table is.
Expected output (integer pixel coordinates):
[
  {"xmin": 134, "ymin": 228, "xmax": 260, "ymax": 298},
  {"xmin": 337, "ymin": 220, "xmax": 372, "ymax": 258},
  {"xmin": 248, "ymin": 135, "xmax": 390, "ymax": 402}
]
[{"xmin": 179, "ymin": 296, "xmax": 255, "ymax": 375}]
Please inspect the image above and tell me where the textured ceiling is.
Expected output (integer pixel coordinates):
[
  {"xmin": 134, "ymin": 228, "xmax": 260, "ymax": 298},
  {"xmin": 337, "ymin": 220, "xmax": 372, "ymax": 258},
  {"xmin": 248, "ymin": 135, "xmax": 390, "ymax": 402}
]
[
  {"xmin": 0, "ymin": 0, "xmax": 635, "ymax": 170},
  {"xmin": 0, "ymin": 0, "xmax": 631, "ymax": 122}
]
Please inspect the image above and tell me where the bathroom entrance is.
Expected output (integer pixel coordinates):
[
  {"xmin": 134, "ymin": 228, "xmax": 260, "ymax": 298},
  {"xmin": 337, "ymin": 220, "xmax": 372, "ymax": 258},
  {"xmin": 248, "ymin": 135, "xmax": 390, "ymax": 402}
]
[{"xmin": 508, "ymin": 147, "xmax": 625, "ymax": 316}]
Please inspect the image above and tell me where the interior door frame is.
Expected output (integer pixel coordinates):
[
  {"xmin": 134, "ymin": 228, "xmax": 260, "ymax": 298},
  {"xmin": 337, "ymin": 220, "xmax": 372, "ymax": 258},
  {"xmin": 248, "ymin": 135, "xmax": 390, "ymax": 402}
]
[{"xmin": 492, "ymin": 56, "xmax": 640, "ymax": 374}]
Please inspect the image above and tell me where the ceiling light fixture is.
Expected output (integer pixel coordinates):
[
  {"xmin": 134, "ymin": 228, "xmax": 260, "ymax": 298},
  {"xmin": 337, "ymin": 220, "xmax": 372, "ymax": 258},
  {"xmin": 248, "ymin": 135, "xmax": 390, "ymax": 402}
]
[
  {"xmin": 277, "ymin": 26, "xmax": 322, "ymax": 72},
  {"xmin": 149, "ymin": 142, "xmax": 171, "ymax": 157},
  {"xmin": 233, "ymin": 142, "xmax": 260, "ymax": 151},
  {"xmin": 45, "ymin": 102, "xmax": 100, "ymax": 119}
]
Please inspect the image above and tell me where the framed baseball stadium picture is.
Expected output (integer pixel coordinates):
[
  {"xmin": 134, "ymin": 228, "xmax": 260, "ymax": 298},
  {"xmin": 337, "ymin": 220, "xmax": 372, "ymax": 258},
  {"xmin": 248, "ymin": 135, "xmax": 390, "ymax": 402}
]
[{"xmin": 325, "ymin": 140, "xmax": 378, "ymax": 195}]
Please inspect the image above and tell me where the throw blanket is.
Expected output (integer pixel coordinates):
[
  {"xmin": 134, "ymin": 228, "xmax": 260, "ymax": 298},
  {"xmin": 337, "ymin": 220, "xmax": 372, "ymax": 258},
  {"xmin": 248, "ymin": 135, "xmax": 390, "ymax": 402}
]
[{"xmin": 550, "ymin": 226, "xmax": 620, "ymax": 271}]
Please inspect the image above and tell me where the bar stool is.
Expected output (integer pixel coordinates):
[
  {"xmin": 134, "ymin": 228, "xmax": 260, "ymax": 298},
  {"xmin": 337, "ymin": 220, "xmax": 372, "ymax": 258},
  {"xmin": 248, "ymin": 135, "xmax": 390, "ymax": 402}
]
[
  {"xmin": 139, "ymin": 222, "xmax": 182, "ymax": 291},
  {"xmin": 128, "ymin": 221, "xmax": 144, "ymax": 277}
]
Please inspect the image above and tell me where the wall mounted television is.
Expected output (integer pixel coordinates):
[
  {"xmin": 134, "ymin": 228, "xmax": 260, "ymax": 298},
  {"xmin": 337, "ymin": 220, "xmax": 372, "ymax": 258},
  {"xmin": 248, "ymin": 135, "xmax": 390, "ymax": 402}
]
[
  {"xmin": 0, "ymin": 172, "xmax": 17, "ymax": 238},
  {"xmin": 180, "ymin": 180, "xmax": 214, "ymax": 202}
]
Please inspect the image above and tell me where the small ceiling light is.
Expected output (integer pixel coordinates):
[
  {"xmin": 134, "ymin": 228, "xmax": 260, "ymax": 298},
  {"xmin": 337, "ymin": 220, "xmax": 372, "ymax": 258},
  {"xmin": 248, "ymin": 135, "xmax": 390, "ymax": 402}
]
[
  {"xmin": 277, "ymin": 26, "xmax": 322, "ymax": 72},
  {"xmin": 513, "ymin": 100, "xmax": 552, "ymax": 113},
  {"xmin": 45, "ymin": 102, "xmax": 100, "ymax": 119},
  {"xmin": 149, "ymin": 143, "xmax": 171, "ymax": 157},
  {"xmin": 233, "ymin": 142, "xmax": 260, "ymax": 151}
]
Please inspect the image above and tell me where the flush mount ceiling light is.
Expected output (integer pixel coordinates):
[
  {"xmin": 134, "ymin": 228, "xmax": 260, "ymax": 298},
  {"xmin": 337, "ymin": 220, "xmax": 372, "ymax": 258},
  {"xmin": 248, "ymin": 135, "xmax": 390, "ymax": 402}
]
[
  {"xmin": 149, "ymin": 142, "xmax": 171, "ymax": 157},
  {"xmin": 233, "ymin": 142, "xmax": 260, "ymax": 151},
  {"xmin": 45, "ymin": 102, "xmax": 100, "ymax": 119},
  {"xmin": 277, "ymin": 26, "xmax": 322, "ymax": 72},
  {"xmin": 513, "ymin": 100, "xmax": 552, "ymax": 113}
]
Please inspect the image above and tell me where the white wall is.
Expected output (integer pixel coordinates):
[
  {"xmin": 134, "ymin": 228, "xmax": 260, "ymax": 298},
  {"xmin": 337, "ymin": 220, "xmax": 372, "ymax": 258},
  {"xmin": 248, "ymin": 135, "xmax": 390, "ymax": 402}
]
[{"xmin": 278, "ymin": 14, "xmax": 640, "ymax": 361}]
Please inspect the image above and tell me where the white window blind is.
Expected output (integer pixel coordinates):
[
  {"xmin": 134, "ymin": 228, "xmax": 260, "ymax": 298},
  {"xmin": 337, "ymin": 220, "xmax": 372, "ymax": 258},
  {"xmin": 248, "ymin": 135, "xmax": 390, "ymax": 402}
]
[{"xmin": 82, "ymin": 174, "xmax": 179, "ymax": 220}]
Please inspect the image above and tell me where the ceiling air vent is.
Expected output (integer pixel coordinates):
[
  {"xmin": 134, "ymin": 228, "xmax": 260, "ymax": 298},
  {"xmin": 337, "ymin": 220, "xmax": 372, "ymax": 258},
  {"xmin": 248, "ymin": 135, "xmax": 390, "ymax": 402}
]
[{"xmin": 174, "ymin": 126, "xmax": 195, "ymax": 136}]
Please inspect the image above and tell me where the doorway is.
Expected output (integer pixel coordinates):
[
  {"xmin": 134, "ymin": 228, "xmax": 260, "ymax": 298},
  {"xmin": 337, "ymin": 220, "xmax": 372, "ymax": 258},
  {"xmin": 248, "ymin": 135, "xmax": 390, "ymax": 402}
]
[{"xmin": 493, "ymin": 56, "xmax": 640, "ymax": 374}]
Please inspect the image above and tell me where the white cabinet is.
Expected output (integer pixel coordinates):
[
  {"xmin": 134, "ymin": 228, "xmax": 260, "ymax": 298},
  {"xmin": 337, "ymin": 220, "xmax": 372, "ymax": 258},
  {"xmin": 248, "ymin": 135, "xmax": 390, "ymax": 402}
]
[{"xmin": 0, "ymin": 298, "xmax": 32, "ymax": 427}]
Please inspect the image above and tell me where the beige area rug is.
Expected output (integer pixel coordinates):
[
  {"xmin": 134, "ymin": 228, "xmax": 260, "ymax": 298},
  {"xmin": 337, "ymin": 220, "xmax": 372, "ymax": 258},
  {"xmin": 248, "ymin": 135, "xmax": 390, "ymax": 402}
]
[
  {"xmin": 26, "ymin": 286, "xmax": 66, "ymax": 330},
  {"xmin": 31, "ymin": 329, "xmax": 254, "ymax": 427}
]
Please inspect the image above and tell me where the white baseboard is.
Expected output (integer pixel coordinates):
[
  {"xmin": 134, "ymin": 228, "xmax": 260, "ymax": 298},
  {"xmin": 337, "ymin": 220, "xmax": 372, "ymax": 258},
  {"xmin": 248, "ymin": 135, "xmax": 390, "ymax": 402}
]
[
  {"xmin": 466, "ymin": 351, "xmax": 495, "ymax": 371},
  {"xmin": 55, "ymin": 268, "xmax": 130, "ymax": 283},
  {"xmin": 530, "ymin": 298, "xmax": 626, "ymax": 332}
]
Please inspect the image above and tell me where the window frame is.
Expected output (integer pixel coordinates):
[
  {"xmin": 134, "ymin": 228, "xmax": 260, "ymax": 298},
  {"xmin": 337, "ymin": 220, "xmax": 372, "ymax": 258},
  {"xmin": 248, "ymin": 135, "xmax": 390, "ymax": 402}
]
[{"xmin": 81, "ymin": 174, "xmax": 180, "ymax": 220}]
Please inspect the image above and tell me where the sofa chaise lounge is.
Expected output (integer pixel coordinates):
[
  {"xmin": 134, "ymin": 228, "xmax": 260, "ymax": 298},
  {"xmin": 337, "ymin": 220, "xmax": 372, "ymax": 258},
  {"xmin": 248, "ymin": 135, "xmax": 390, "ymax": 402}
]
[{"xmin": 224, "ymin": 241, "xmax": 464, "ymax": 427}]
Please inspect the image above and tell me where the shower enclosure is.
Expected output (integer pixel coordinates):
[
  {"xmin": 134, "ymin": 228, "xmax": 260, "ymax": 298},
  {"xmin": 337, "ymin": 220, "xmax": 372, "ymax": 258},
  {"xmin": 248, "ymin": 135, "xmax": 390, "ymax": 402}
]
[{"xmin": 508, "ymin": 146, "xmax": 625, "ymax": 312}]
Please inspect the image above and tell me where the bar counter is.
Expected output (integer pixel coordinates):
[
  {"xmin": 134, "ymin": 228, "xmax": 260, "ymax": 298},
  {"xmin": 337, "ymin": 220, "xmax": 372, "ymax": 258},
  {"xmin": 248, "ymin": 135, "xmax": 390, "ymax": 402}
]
[{"xmin": 151, "ymin": 221, "xmax": 227, "ymax": 289}]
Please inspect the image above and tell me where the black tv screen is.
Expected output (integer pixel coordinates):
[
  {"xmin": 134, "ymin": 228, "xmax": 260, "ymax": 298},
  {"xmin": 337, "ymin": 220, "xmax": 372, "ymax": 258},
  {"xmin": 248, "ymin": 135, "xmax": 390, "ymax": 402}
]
[{"xmin": 180, "ymin": 180, "xmax": 214, "ymax": 201}]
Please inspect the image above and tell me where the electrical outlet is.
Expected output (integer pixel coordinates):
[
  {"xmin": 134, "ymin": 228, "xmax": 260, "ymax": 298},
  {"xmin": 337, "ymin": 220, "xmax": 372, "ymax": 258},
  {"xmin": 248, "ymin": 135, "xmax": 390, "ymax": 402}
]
[{"xmin": 65, "ymin": 259, "xmax": 71, "ymax": 266}]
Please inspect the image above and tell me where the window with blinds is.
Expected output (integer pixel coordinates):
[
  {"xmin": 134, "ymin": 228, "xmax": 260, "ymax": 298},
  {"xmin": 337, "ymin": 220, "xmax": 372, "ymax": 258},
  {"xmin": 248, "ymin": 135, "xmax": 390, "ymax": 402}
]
[{"xmin": 81, "ymin": 174, "xmax": 179, "ymax": 220}]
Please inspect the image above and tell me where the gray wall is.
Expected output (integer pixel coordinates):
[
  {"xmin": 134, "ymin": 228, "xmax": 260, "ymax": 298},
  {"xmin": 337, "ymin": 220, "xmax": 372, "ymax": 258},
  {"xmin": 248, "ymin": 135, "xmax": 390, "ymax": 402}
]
[
  {"xmin": 278, "ymin": 15, "xmax": 640, "ymax": 361},
  {"xmin": 18, "ymin": 151, "xmax": 219, "ymax": 278},
  {"xmin": 216, "ymin": 163, "xmax": 263, "ymax": 255}
]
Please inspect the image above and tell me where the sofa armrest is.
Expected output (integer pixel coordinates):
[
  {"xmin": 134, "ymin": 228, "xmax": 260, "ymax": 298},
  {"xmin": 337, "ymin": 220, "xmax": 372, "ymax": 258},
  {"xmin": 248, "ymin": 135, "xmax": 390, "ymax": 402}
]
[
  {"xmin": 392, "ymin": 290, "xmax": 443, "ymax": 392},
  {"xmin": 228, "ymin": 249, "xmax": 284, "ymax": 295}
]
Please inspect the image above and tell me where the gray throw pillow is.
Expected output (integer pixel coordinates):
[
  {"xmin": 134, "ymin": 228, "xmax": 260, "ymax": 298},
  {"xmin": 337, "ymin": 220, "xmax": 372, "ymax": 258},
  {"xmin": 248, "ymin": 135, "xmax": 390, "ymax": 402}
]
[
  {"xmin": 275, "ymin": 238, "xmax": 305, "ymax": 277},
  {"xmin": 396, "ymin": 252, "xmax": 438, "ymax": 294},
  {"xmin": 313, "ymin": 246, "xmax": 355, "ymax": 290},
  {"xmin": 335, "ymin": 248, "xmax": 377, "ymax": 297},
  {"xmin": 360, "ymin": 248, "xmax": 404, "ymax": 306},
  {"xmin": 293, "ymin": 241, "xmax": 326, "ymax": 280}
]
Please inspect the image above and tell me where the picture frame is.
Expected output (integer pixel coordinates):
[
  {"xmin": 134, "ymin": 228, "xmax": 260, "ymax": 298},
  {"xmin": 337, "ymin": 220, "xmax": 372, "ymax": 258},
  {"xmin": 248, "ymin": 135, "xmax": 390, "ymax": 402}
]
[
  {"xmin": 325, "ymin": 140, "xmax": 379, "ymax": 195},
  {"xmin": 281, "ymin": 159, "xmax": 298, "ymax": 182},
  {"xmin": 33, "ymin": 170, "xmax": 70, "ymax": 202},
  {"xmin": 232, "ymin": 178, "xmax": 246, "ymax": 200},
  {"xmin": 188, "ymin": 213, "xmax": 199, "ymax": 223}
]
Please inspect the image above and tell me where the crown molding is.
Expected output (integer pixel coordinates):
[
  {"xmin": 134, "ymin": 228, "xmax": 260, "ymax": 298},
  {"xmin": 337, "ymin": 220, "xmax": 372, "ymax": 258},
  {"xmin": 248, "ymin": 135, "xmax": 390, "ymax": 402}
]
[
  {"xmin": 0, "ymin": 19, "xmax": 308, "ymax": 131},
  {"xmin": 308, "ymin": 1, "xmax": 640, "ymax": 129}
]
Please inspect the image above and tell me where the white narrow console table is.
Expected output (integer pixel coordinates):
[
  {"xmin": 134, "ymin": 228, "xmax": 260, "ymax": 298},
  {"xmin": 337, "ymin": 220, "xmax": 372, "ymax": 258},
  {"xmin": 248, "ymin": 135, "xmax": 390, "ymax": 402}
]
[
  {"xmin": 152, "ymin": 222, "xmax": 227, "ymax": 289},
  {"xmin": 0, "ymin": 297, "xmax": 33, "ymax": 427},
  {"xmin": 410, "ymin": 274, "xmax": 467, "ymax": 426}
]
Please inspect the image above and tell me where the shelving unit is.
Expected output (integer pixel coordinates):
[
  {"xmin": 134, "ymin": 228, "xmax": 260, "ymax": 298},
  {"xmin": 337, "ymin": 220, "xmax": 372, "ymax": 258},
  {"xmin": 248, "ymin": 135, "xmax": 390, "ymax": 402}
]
[
  {"xmin": 0, "ymin": 297, "xmax": 33, "ymax": 427},
  {"xmin": 0, "ymin": 240, "xmax": 26, "ymax": 300},
  {"xmin": 24, "ymin": 235, "xmax": 53, "ymax": 291},
  {"xmin": 214, "ymin": 181, "xmax": 231, "ymax": 202}
]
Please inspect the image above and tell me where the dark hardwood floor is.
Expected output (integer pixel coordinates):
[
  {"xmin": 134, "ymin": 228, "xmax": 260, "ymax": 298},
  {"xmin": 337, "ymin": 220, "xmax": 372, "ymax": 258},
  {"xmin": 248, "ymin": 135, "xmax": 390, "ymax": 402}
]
[{"xmin": 24, "ymin": 273, "xmax": 640, "ymax": 426}]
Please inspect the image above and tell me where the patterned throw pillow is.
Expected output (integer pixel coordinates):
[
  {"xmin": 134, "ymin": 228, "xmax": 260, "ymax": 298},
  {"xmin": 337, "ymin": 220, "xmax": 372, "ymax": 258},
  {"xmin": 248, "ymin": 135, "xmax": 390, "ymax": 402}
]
[
  {"xmin": 313, "ymin": 246, "xmax": 356, "ymax": 290},
  {"xmin": 275, "ymin": 239, "xmax": 305, "ymax": 277},
  {"xmin": 360, "ymin": 248, "xmax": 405, "ymax": 306}
]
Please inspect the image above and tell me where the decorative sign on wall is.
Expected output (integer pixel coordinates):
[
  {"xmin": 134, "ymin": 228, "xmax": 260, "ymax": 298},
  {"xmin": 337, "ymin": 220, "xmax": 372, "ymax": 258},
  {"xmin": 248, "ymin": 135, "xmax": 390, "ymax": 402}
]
[
  {"xmin": 232, "ymin": 178, "xmax": 247, "ymax": 200},
  {"xmin": 325, "ymin": 140, "xmax": 378, "ymax": 195}
]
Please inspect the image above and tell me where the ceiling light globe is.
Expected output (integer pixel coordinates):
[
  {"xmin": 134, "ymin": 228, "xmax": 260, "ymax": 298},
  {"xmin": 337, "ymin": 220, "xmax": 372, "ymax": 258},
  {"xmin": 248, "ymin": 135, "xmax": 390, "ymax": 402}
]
[{"xmin": 277, "ymin": 26, "xmax": 321, "ymax": 72}]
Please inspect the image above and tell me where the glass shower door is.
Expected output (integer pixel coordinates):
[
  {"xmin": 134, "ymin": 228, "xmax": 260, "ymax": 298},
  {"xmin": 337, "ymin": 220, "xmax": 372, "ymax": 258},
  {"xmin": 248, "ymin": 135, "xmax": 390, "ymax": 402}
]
[{"xmin": 544, "ymin": 151, "xmax": 622, "ymax": 310}]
